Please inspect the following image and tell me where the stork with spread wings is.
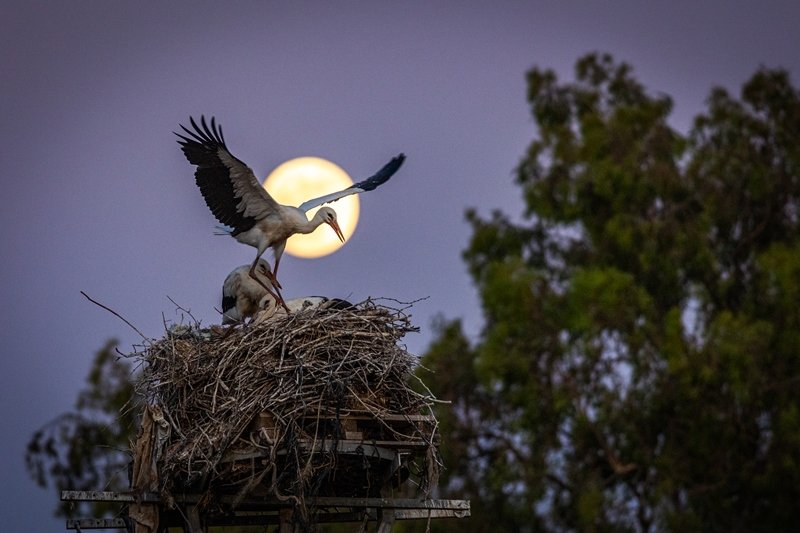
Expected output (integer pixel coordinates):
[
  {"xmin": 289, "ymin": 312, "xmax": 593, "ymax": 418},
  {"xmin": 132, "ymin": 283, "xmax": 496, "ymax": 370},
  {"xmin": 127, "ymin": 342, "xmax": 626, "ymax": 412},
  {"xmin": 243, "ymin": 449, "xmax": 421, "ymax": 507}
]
[{"xmin": 176, "ymin": 116, "xmax": 405, "ymax": 311}]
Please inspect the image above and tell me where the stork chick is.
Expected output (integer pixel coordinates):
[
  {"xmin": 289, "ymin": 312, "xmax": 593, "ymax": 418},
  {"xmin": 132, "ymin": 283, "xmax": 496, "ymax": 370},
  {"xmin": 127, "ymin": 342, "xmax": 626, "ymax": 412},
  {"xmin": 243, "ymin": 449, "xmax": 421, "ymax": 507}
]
[
  {"xmin": 221, "ymin": 260, "xmax": 278, "ymax": 325},
  {"xmin": 221, "ymin": 262, "xmax": 353, "ymax": 325}
]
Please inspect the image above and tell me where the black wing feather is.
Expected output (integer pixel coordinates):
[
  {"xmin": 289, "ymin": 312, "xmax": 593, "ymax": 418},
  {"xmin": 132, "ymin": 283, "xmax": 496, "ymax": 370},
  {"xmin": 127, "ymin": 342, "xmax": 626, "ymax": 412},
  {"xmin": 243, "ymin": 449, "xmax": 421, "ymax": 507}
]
[
  {"xmin": 324, "ymin": 298, "xmax": 355, "ymax": 310},
  {"xmin": 175, "ymin": 115, "xmax": 256, "ymax": 234},
  {"xmin": 296, "ymin": 152, "xmax": 406, "ymax": 212},
  {"xmin": 351, "ymin": 153, "xmax": 406, "ymax": 192},
  {"xmin": 221, "ymin": 294, "xmax": 236, "ymax": 314}
]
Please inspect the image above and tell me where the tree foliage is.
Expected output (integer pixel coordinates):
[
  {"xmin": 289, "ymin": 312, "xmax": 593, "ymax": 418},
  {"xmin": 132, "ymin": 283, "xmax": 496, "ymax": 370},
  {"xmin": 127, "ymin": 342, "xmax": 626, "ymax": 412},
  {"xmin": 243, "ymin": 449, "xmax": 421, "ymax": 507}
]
[
  {"xmin": 422, "ymin": 53, "xmax": 800, "ymax": 532},
  {"xmin": 26, "ymin": 340, "xmax": 136, "ymax": 518}
]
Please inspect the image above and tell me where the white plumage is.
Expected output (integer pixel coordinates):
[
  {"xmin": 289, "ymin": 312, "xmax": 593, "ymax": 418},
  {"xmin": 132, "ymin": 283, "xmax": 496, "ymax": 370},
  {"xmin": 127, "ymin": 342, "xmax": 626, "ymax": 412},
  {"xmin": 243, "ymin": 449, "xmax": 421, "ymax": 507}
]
[
  {"xmin": 221, "ymin": 260, "xmax": 277, "ymax": 324},
  {"xmin": 222, "ymin": 261, "xmax": 353, "ymax": 325},
  {"xmin": 176, "ymin": 116, "xmax": 405, "ymax": 313}
]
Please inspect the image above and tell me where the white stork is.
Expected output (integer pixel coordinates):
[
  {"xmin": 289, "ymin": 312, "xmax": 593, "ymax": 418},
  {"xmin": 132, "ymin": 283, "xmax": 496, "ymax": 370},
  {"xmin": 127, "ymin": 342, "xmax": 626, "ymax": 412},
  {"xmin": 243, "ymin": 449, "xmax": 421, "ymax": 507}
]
[
  {"xmin": 221, "ymin": 259, "xmax": 277, "ymax": 324},
  {"xmin": 222, "ymin": 261, "xmax": 353, "ymax": 324},
  {"xmin": 176, "ymin": 116, "xmax": 405, "ymax": 312}
]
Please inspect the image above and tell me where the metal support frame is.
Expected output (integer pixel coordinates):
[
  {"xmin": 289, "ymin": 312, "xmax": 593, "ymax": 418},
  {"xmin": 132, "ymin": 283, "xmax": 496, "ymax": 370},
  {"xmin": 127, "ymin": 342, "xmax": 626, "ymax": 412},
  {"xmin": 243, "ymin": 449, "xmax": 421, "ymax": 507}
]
[
  {"xmin": 62, "ymin": 414, "xmax": 461, "ymax": 531},
  {"xmin": 62, "ymin": 491, "xmax": 470, "ymax": 531}
]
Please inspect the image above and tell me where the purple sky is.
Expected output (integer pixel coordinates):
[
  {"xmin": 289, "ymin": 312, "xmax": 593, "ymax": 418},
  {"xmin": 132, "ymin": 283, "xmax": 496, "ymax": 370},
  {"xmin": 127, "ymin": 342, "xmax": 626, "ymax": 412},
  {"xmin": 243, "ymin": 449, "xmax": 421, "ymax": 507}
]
[{"xmin": 2, "ymin": 1, "xmax": 798, "ymax": 529}]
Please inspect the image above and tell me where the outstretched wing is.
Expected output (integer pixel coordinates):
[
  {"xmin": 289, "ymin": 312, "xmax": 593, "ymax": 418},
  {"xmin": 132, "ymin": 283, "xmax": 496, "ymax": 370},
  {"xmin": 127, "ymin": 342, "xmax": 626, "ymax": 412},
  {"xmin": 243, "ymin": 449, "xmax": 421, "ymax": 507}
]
[
  {"xmin": 176, "ymin": 116, "xmax": 279, "ymax": 234},
  {"xmin": 298, "ymin": 153, "xmax": 406, "ymax": 212}
]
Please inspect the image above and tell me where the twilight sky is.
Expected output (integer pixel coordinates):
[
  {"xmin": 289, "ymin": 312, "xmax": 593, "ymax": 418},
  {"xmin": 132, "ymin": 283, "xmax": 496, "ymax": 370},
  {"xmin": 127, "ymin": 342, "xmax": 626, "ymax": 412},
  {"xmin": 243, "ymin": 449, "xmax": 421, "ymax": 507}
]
[{"xmin": 1, "ymin": 1, "xmax": 798, "ymax": 529}]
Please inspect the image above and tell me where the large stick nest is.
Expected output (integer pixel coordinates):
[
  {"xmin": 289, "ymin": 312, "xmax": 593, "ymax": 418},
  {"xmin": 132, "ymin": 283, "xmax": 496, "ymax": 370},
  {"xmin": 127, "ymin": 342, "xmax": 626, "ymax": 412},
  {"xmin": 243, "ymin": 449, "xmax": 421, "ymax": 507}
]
[{"xmin": 135, "ymin": 299, "xmax": 440, "ymax": 513}]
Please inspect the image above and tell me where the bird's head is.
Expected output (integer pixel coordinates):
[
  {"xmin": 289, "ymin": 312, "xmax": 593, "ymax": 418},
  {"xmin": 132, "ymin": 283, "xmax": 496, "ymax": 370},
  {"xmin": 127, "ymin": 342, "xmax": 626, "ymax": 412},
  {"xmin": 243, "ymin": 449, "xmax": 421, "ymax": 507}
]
[
  {"xmin": 255, "ymin": 259, "xmax": 272, "ymax": 278},
  {"xmin": 318, "ymin": 207, "xmax": 345, "ymax": 243}
]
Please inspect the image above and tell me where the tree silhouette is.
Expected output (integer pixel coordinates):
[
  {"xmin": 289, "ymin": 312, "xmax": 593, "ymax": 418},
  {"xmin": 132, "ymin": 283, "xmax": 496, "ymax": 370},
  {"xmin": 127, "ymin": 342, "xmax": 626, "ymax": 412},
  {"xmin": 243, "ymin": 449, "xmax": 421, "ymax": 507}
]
[
  {"xmin": 422, "ymin": 53, "xmax": 800, "ymax": 532},
  {"xmin": 26, "ymin": 339, "xmax": 136, "ymax": 518}
]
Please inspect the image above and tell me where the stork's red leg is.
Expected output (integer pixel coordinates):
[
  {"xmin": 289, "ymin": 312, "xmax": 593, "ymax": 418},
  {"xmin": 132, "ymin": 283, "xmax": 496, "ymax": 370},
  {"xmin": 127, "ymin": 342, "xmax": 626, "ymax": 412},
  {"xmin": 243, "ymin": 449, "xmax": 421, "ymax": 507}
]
[
  {"xmin": 264, "ymin": 269, "xmax": 282, "ymax": 290},
  {"xmin": 270, "ymin": 253, "xmax": 283, "ymax": 289},
  {"xmin": 249, "ymin": 257, "xmax": 291, "ymax": 314}
]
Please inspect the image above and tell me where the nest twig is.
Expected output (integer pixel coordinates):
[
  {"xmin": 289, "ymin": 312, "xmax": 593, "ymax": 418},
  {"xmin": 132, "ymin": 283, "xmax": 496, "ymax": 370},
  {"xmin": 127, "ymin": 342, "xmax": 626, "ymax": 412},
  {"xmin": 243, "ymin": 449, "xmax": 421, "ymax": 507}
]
[{"xmin": 135, "ymin": 299, "xmax": 440, "ymax": 527}]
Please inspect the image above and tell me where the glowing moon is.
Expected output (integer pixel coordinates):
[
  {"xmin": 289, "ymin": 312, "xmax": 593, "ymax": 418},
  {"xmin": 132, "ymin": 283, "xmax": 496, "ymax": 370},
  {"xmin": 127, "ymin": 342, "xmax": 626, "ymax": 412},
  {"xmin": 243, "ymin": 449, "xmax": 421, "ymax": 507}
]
[{"xmin": 263, "ymin": 157, "xmax": 359, "ymax": 258}]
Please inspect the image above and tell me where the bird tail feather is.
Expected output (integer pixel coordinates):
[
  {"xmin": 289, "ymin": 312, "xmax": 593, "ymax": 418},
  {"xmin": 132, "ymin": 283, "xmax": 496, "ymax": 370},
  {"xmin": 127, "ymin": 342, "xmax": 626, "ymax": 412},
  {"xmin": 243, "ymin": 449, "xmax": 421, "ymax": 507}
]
[{"xmin": 214, "ymin": 225, "xmax": 233, "ymax": 236}]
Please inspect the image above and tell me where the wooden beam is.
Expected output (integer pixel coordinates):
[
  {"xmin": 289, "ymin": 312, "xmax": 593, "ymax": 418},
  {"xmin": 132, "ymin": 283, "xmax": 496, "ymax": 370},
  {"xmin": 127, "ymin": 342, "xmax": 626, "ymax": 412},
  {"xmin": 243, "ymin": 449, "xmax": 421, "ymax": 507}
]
[
  {"xmin": 62, "ymin": 490, "xmax": 469, "ymax": 512},
  {"xmin": 66, "ymin": 518, "xmax": 127, "ymax": 530}
]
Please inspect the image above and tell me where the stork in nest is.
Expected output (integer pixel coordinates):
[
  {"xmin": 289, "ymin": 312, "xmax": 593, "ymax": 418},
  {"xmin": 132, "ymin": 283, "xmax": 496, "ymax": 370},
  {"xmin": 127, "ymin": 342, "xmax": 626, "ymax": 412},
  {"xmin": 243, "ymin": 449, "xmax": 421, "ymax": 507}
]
[{"xmin": 222, "ymin": 261, "xmax": 352, "ymax": 325}]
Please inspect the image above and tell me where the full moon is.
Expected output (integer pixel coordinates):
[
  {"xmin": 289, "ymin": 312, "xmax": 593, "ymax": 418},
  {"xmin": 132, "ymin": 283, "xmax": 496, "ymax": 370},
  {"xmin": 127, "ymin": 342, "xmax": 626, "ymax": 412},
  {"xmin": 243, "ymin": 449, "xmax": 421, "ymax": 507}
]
[{"xmin": 263, "ymin": 157, "xmax": 360, "ymax": 258}]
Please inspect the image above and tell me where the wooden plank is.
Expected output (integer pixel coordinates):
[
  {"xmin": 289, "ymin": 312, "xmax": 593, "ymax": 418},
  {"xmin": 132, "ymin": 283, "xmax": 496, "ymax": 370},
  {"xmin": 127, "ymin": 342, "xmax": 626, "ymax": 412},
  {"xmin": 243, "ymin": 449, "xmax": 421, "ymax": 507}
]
[
  {"xmin": 274, "ymin": 437, "xmax": 434, "ymax": 449},
  {"xmin": 258, "ymin": 408, "xmax": 436, "ymax": 424},
  {"xmin": 62, "ymin": 490, "xmax": 144, "ymax": 502},
  {"xmin": 294, "ymin": 439, "xmax": 428, "ymax": 453},
  {"xmin": 223, "ymin": 440, "xmax": 427, "ymax": 463},
  {"xmin": 279, "ymin": 507, "xmax": 295, "ymax": 533},
  {"xmin": 394, "ymin": 508, "xmax": 471, "ymax": 519},
  {"xmin": 66, "ymin": 518, "xmax": 127, "ymax": 530},
  {"xmin": 377, "ymin": 512, "xmax": 395, "ymax": 532},
  {"xmin": 342, "ymin": 416, "xmax": 364, "ymax": 440},
  {"xmin": 65, "ymin": 508, "xmax": 469, "ymax": 531},
  {"xmin": 186, "ymin": 505, "xmax": 204, "ymax": 533},
  {"xmin": 315, "ymin": 413, "xmax": 436, "ymax": 422},
  {"xmin": 62, "ymin": 490, "xmax": 469, "ymax": 512},
  {"xmin": 311, "ymin": 498, "xmax": 471, "ymax": 511}
]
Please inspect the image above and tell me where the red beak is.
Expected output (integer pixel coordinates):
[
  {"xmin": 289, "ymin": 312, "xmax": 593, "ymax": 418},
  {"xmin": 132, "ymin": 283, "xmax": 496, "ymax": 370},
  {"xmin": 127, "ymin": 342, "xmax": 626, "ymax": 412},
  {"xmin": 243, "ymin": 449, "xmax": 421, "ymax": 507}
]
[{"xmin": 328, "ymin": 219, "xmax": 345, "ymax": 243}]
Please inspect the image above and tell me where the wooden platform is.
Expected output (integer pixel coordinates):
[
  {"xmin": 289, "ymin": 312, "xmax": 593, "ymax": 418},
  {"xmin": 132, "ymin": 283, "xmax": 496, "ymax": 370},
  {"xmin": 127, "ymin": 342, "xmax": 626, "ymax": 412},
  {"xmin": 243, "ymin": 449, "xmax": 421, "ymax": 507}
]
[
  {"xmin": 62, "ymin": 491, "xmax": 470, "ymax": 531},
  {"xmin": 63, "ymin": 412, "xmax": 464, "ymax": 531},
  {"xmin": 215, "ymin": 411, "xmax": 441, "ymax": 497}
]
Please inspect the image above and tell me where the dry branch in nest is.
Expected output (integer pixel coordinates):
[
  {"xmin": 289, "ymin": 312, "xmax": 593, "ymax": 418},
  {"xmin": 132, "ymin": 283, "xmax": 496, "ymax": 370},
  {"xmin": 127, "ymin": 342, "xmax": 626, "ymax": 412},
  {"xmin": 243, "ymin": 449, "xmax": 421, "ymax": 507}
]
[{"xmin": 134, "ymin": 299, "xmax": 441, "ymax": 526}]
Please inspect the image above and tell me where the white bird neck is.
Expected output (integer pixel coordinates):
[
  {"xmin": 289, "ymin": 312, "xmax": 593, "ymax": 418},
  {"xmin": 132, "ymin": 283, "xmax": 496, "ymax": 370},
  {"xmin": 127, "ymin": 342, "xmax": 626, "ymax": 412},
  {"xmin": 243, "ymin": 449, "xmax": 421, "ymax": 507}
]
[{"xmin": 294, "ymin": 209, "xmax": 331, "ymax": 235}]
